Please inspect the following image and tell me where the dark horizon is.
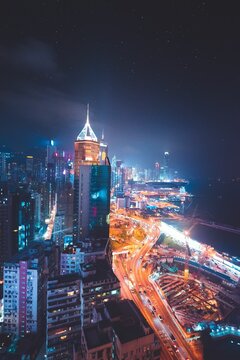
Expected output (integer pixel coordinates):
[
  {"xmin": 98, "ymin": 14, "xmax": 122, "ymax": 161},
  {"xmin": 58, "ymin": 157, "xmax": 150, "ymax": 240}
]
[{"xmin": 1, "ymin": 1, "xmax": 240, "ymax": 178}]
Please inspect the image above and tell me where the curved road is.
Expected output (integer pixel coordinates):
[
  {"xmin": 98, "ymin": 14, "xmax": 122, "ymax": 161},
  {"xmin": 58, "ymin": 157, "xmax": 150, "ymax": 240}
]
[{"xmin": 113, "ymin": 215, "xmax": 202, "ymax": 360}]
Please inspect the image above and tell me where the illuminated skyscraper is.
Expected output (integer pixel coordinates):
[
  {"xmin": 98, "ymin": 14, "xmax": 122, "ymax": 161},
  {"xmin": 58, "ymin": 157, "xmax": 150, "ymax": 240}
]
[
  {"xmin": 74, "ymin": 105, "xmax": 100, "ymax": 176},
  {"xmin": 163, "ymin": 151, "xmax": 169, "ymax": 180},
  {"xmin": 77, "ymin": 164, "xmax": 111, "ymax": 241},
  {"xmin": 10, "ymin": 189, "xmax": 35, "ymax": 253},
  {"xmin": 112, "ymin": 158, "xmax": 125, "ymax": 197},
  {"xmin": 73, "ymin": 105, "xmax": 100, "ymax": 243}
]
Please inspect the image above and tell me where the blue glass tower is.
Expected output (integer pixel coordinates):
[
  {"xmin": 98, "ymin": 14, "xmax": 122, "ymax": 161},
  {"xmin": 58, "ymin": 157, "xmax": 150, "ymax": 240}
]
[{"xmin": 77, "ymin": 164, "xmax": 110, "ymax": 242}]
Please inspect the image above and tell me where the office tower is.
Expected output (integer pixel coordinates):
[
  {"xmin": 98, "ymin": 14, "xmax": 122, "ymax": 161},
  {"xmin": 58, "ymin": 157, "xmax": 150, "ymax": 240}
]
[
  {"xmin": 74, "ymin": 105, "xmax": 100, "ymax": 173},
  {"xmin": 46, "ymin": 162, "xmax": 56, "ymax": 217},
  {"xmin": 73, "ymin": 105, "xmax": 100, "ymax": 243},
  {"xmin": 9, "ymin": 188, "xmax": 35, "ymax": 254},
  {"xmin": 0, "ymin": 182, "xmax": 10, "ymax": 279},
  {"xmin": 46, "ymin": 139, "xmax": 57, "ymax": 165},
  {"xmin": 3, "ymin": 243, "xmax": 45, "ymax": 337},
  {"xmin": 154, "ymin": 161, "xmax": 160, "ymax": 180},
  {"xmin": 112, "ymin": 158, "xmax": 125, "ymax": 197},
  {"xmin": 163, "ymin": 151, "xmax": 170, "ymax": 180},
  {"xmin": 25, "ymin": 155, "xmax": 34, "ymax": 178},
  {"xmin": 0, "ymin": 148, "xmax": 11, "ymax": 181},
  {"xmin": 77, "ymin": 164, "xmax": 111, "ymax": 242},
  {"xmin": 31, "ymin": 191, "xmax": 41, "ymax": 232},
  {"xmin": 99, "ymin": 130, "xmax": 108, "ymax": 165},
  {"xmin": 46, "ymin": 274, "xmax": 81, "ymax": 359},
  {"xmin": 52, "ymin": 210, "xmax": 65, "ymax": 249}
]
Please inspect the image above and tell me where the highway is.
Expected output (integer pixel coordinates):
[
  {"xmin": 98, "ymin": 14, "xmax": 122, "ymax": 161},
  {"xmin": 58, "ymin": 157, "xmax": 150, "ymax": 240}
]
[{"xmin": 112, "ymin": 214, "xmax": 202, "ymax": 360}]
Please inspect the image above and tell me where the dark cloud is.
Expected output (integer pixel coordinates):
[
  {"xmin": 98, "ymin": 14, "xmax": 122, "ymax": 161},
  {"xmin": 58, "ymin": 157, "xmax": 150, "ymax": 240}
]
[
  {"xmin": 0, "ymin": 83, "xmax": 104, "ymax": 150},
  {"xmin": 1, "ymin": 39, "xmax": 56, "ymax": 72},
  {"xmin": 12, "ymin": 40, "xmax": 56, "ymax": 71}
]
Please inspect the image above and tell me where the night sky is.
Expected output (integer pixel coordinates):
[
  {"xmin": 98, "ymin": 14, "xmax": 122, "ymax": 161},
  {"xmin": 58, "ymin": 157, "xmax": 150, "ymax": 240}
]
[{"xmin": 1, "ymin": 1, "xmax": 240, "ymax": 178}]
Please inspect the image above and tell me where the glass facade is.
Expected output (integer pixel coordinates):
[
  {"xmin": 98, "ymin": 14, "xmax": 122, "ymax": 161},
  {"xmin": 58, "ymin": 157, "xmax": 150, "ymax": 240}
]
[{"xmin": 88, "ymin": 165, "xmax": 111, "ymax": 239}]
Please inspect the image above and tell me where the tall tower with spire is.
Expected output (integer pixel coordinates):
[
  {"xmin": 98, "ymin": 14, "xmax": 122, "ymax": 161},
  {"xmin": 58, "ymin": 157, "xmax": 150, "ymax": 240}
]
[
  {"xmin": 73, "ymin": 105, "xmax": 100, "ymax": 243},
  {"xmin": 74, "ymin": 104, "xmax": 100, "ymax": 177}
]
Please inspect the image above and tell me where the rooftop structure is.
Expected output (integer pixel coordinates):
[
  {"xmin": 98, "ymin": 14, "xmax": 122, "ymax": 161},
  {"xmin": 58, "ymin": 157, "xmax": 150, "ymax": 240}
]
[
  {"xmin": 79, "ymin": 300, "xmax": 160, "ymax": 360},
  {"xmin": 77, "ymin": 104, "xmax": 98, "ymax": 142}
]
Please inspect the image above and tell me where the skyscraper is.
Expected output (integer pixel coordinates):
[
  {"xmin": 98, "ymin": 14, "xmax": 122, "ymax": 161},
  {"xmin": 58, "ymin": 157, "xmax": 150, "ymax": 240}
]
[
  {"xmin": 10, "ymin": 189, "xmax": 35, "ymax": 253},
  {"xmin": 73, "ymin": 105, "xmax": 100, "ymax": 243},
  {"xmin": 0, "ymin": 182, "xmax": 10, "ymax": 279},
  {"xmin": 77, "ymin": 165, "xmax": 111, "ymax": 242},
  {"xmin": 74, "ymin": 105, "xmax": 100, "ymax": 175},
  {"xmin": 163, "ymin": 151, "xmax": 170, "ymax": 180}
]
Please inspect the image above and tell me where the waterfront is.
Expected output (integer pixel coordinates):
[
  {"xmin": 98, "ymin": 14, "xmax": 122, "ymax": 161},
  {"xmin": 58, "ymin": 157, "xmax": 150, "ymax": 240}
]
[{"xmin": 184, "ymin": 180, "xmax": 240, "ymax": 257}]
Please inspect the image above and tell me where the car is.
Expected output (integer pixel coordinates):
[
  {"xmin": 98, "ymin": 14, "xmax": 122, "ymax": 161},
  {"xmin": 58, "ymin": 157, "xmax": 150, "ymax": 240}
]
[{"xmin": 158, "ymin": 315, "xmax": 163, "ymax": 321}]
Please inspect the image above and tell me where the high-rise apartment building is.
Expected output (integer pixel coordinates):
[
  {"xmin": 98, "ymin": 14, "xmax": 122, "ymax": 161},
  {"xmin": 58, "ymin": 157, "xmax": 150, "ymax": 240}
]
[
  {"xmin": 46, "ymin": 274, "xmax": 81, "ymax": 359},
  {"xmin": 3, "ymin": 242, "xmax": 45, "ymax": 337},
  {"xmin": 80, "ymin": 259, "xmax": 120, "ymax": 326}
]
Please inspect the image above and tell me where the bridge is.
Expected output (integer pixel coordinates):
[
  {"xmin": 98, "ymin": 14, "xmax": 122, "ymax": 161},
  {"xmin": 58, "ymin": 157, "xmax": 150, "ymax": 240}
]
[{"xmin": 199, "ymin": 219, "xmax": 240, "ymax": 235}]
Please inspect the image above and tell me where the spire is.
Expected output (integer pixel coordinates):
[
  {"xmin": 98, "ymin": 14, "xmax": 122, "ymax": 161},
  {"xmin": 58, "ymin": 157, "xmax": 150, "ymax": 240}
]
[
  {"xmin": 101, "ymin": 129, "xmax": 104, "ymax": 141},
  {"xmin": 77, "ymin": 104, "xmax": 98, "ymax": 142},
  {"xmin": 86, "ymin": 103, "xmax": 90, "ymax": 125}
]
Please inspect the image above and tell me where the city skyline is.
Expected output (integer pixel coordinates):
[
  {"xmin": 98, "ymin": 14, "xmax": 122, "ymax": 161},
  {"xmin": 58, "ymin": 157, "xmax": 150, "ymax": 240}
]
[
  {"xmin": 1, "ymin": 2, "xmax": 240, "ymax": 178},
  {"xmin": 1, "ymin": 3, "xmax": 240, "ymax": 358}
]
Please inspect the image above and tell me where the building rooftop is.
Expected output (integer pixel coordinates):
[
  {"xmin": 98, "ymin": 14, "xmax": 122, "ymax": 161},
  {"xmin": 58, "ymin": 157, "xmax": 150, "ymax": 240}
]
[
  {"xmin": 83, "ymin": 325, "xmax": 111, "ymax": 350},
  {"xmin": 62, "ymin": 238, "xmax": 109, "ymax": 254},
  {"xmin": 105, "ymin": 300, "xmax": 153, "ymax": 344},
  {"xmin": 47, "ymin": 273, "xmax": 81, "ymax": 288},
  {"xmin": 4, "ymin": 240, "xmax": 47, "ymax": 265},
  {"xmin": 81, "ymin": 259, "xmax": 119, "ymax": 284}
]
